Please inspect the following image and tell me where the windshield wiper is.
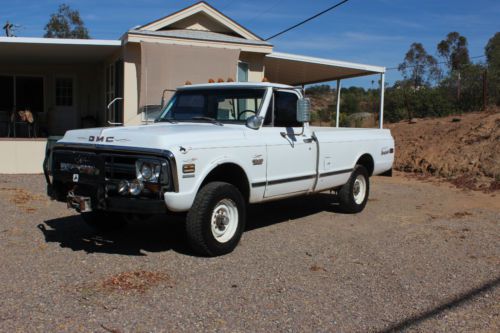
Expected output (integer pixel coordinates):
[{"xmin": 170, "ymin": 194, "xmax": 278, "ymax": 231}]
[
  {"xmin": 156, "ymin": 118, "xmax": 177, "ymax": 124},
  {"xmin": 191, "ymin": 116, "xmax": 223, "ymax": 126}
]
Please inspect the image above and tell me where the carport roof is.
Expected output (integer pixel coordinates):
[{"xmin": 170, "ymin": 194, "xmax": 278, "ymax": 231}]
[
  {"xmin": 0, "ymin": 37, "xmax": 121, "ymax": 64},
  {"xmin": 265, "ymin": 52, "xmax": 385, "ymax": 85}
]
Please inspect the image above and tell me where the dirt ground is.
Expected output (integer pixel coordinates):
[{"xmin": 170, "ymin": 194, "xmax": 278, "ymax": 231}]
[
  {"xmin": 387, "ymin": 111, "xmax": 500, "ymax": 192},
  {"xmin": 0, "ymin": 173, "xmax": 498, "ymax": 332}
]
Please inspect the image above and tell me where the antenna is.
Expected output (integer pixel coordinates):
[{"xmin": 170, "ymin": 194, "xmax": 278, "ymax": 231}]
[{"xmin": 3, "ymin": 21, "xmax": 22, "ymax": 37}]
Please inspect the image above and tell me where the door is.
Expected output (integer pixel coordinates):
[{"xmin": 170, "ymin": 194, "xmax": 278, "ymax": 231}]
[
  {"xmin": 105, "ymin": 61, "xmax": 124, "ymax": 125},
  {"xmin": 52, "ymin": 77, "xmax": 77, "ymax": 135},
  {"xmin": 263, "ymin": 90, "xmax": 317, "ymax": 198}
]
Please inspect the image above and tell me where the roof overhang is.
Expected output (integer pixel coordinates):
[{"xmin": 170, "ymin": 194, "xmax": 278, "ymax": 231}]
[
  {"xmin": 125, "ymin": 31, "xmax": 273, "ymax": 54},
  {"xmin": 265, "ymin": 52, "xmax": 385, "ymax": 85},
  {"xmin": 0, "ymin": 37, "xmax": 121, "ymax": 64}
]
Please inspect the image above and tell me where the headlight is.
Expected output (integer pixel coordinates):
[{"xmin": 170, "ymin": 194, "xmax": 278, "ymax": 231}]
[
  {"xmin": 135, "ymin": 159, "xmax": 165, "ymax": 183},
  {"xmin": 141, "ymin": 163, "xmax": 153, "ymax": 180},
  {"xmin": 129, "ymin": 179, "xmax": 144, "ymax": 196}
]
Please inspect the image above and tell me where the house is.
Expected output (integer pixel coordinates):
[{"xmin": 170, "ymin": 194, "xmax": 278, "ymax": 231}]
[{"xmin": 0, "ymin": 1, "xmax": 385, "ymax": 173}]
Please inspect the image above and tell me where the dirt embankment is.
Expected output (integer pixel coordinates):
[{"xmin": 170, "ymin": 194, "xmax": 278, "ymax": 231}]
[{"xmin": 387, "ymin": 111, "xmax": 500, "ymax": 191}]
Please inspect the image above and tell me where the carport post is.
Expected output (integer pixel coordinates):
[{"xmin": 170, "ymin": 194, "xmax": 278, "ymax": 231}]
[
  {"xmin": 335, "ymin": 79, "xmax": 341, "ymax": 128},
  {"xmin": 379, "ymin": 73, "xmax": 385, "ymax": 129}
]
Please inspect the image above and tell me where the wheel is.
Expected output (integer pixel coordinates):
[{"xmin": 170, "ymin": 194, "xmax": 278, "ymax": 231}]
[
  {"xmin": 186, "ymin": 182, "xmax": 246, "ymax": 256},
  {"xmin": 81, "ymin": 210, "xmax": 128, "ymax": 232},
  {"xmin": 338, "ymin": 165, "xmax": 370, "ymax": 213}
]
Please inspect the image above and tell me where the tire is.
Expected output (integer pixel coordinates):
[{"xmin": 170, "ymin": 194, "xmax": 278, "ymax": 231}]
[
  {"xmin": 81, "ymin": 210, "xmax": 128, "ymax": 232},
  {"xmin": 338, "ymin": 165, "xmax": 370, "ymax": 214},
  {"xmin": 186, "ymin": 182, "xmax": 246, "ymax": 257}
]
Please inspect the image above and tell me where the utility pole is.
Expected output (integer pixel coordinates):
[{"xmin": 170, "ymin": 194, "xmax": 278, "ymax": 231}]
[{"xmin": 483, "ymin": 69, "xmax": 488, "ymax": 111}]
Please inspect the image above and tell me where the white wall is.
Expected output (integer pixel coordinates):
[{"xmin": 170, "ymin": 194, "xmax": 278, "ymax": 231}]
[{"xmin": 0, "ymin": 139, "xmax": 46, "ymax": 173}]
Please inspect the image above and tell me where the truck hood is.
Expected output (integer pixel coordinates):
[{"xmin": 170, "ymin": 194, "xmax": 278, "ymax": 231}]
[{"xmin": 58, "ymin": 123, "xmax": 246, "ymax": 150}]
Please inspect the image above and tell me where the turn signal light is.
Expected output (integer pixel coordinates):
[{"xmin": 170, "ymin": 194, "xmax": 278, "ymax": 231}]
[{"xmin": 182, "ymin": 164, "xmax": 195, "ymax": 173}]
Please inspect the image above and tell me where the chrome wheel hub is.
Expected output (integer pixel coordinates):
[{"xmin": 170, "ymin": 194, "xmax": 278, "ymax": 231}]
[
  {"xmin": 353, "ymin": 175, "xmax": 367, "ymax": 205},
  {"xmin": 211, "ymin": 199, "xmax": 238, "ymax": 243}
]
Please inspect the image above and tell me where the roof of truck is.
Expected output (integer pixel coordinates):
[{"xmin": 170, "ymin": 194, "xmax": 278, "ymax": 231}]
[{"xmin": 178, "ymin": 82, "xmax": 296, "ymax": 90}]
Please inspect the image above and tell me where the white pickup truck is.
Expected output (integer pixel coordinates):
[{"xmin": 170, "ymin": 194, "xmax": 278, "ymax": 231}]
[{"xmin": 45, "ymin": 82, "xmax": 394, "ymax": 256}]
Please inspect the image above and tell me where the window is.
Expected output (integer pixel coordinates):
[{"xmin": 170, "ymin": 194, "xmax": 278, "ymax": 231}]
[
  {"xmin": 274, "ymin": 91, "xmax": 301, "ymax": 127},
  {"xmin": 55, "ymin": 78, "xmax": 73, "ymax": 106},
  {"xmin": 237, "ymin": 62, "xmax": 249, "ymax": 82},
  {"xmin": 158, "ymin": 89, "xmax": 265, "ymax": 123}
]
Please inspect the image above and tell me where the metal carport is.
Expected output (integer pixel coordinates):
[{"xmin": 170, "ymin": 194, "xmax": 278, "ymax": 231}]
[{"xmin": 264, "ymin": 52, "xmax": 386, "ymax": 128}]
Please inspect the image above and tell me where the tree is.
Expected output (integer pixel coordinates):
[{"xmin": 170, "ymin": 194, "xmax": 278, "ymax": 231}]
[
  {"xmin": 44, "ymin": 4, "xmax": 90, "ymax": 39},
  {"xmin": 485, "ymin": 32, "xmax": 500, "ymax": 68},
  {"xmin": 485, "ymin": 32, "xmax": 500, "ymax": 105},
  {"xmin": 438, "ymin": 32, "xmax": 471, "ymax": 71},
  {"xmin": 437, "ymin": 32, "xmax": 470, "ymax": 100},
  {"xmin": 398, "ymin": 43, "xmax": 440, "ymax": 88},
  {"xmin": 398, "ymin": 43, "xmax": 439, "ymax": 122}
]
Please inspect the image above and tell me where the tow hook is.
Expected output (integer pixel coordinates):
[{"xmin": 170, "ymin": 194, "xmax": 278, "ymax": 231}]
[{"xmin": 67, "ymin": 191, "xmax": 92, "ymax": 213}]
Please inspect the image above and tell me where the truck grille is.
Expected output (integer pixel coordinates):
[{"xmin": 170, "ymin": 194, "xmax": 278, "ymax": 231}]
[{"xmin": 104, "ymin": 155, "xmax": 136, "ymax": 180}]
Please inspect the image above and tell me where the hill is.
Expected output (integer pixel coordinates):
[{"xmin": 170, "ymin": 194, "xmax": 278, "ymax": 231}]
[{"xmin": 386, "ymin": 111, "xmax": 500, "ymax": 191}]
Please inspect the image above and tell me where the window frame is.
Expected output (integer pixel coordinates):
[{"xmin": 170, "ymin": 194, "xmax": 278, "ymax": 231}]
[
  {"xmin": 269, "ymin": 89, "xmax": 302, "ymax": 128},
  {"xmin": 55, "ymin": 77, "xmax": 74, "ymax": 107}
]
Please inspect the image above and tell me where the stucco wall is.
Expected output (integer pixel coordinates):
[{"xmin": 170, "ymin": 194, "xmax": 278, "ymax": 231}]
[
  {"xmin": 122, "ymin": 43, "xmax": 142, "ymax": 126},
  {"xmin": 239, "ymin": 52, "xmax": 266, "ymax": 82},
  {"xmin": 0, "ymin": 139, "xmax": 46, "ymax": 174},
  {"xmin": 121, "ymin": 43, "xmax": 267, "ymax": 126}
]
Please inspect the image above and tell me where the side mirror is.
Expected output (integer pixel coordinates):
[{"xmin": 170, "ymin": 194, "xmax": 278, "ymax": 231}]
[
  {"xmin": 297, "ymin": 98, "xmax": 311, "ymax": 123},
  {"xmin": 245, "ymin": 115, "xmax": 264, "ymax": 130}
]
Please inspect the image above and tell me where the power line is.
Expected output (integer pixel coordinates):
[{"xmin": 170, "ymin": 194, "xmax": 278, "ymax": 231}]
[
  {"xmin": 265, "ymin": 0, "xmax": 351, "ymax": 41},
  {"xmin": 386, "ymin": 55, "xmax": 486, "ymax": 71}
]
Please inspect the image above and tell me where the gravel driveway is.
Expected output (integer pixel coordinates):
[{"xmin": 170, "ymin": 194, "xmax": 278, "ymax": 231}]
[{"xmin": 0, "ymin": 173, "xmax": 498, "ymax": 332}]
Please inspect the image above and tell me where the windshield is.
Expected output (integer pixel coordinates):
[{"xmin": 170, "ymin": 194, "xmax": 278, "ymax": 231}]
[{"xmin": 157, "ymin": 88, "xmax": 266, "ymax": 124}]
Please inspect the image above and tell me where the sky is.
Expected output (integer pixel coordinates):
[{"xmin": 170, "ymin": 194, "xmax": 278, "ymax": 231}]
[{"xmin": 1, "ymin": 0, "xmax": 499, "ymax": 87}]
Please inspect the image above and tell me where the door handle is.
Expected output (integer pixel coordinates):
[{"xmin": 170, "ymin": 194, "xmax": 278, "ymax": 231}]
[{"xmin": 303, "ymin": 138, "xmax": 313, "ymax": 143}]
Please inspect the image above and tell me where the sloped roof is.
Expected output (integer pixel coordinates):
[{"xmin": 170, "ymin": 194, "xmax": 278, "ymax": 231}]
[
  {"xmin": 138, "ymin": 1, "xmax": 263, "ymax": 41},
  {"xmin": 129, "ymin": 29, "xmax": 271, "ymax": 47}
]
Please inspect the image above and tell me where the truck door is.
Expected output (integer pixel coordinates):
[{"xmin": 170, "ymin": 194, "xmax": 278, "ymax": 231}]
[{"xmin": 262, "ymin": 90, "xmax": 317, "ymax": 198}]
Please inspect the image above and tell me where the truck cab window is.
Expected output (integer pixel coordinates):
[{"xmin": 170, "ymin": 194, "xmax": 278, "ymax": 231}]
[{"xmin": 274, "ymin": 91, "xmax": 301, "ymax": 128}]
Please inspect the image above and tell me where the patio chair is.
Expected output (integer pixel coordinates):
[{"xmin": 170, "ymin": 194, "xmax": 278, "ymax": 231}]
[{"xmin": 12, "ymin": 110, "xmax": 37, "ymax": 138}]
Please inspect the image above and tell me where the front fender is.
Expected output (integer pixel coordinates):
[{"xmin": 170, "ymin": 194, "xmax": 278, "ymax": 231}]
[{"xmin": 164, "ymin": 156, "xmax": 251, "ymax": 212}]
